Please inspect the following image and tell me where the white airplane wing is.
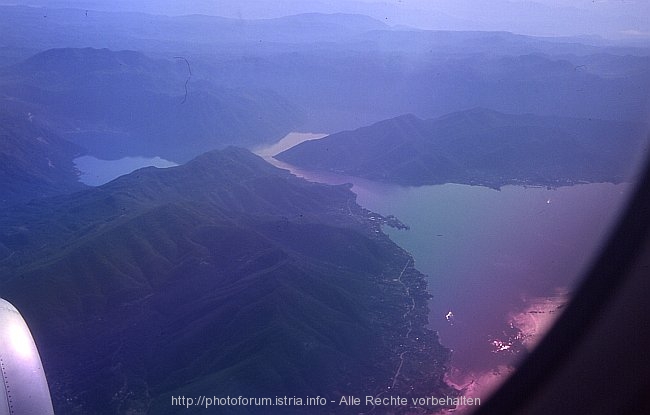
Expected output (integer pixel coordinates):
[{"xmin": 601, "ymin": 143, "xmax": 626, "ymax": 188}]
[{"xmin": 0, "ymin": 298, "xmax": 55, "ymax": 415}]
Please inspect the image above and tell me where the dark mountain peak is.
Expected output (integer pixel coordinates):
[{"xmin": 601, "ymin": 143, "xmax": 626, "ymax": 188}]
[
  {"xmin": 90, "ymin": 147, "xmax": 338, "ymax": 222},
  {"xmin": 0, "ymin": 146, "xmax": 345, "ymax": 260},
  {"xmin": 388, "ymin": 112, "xmax": 422, "ymax": 123},
  {"xmin": 19, "ymin": 47, "xmax": 155, "ymax": 73},
  {"xmin": 178, "ymin": 146, "xmax": 281, "ymax": 178},
  {"xmin": 192, "ymin": 145, "xmax": 266, "ymax": 164},
  {"xmin": 350, "ymin": 113, "xmax": 424, "ymax": 135},
  {"xmin": 438, "ymin": 106, "xmax": 506, "ymax": 119},
  {"xmin": 434, "ymin": 107, "xmax": 514, "ymax": 127},
  {"xmin": 104, "ymin": 147, "xmax": 280, "ymax": 192},
  {"xmin": 274, "ymin": 113, "xmax": 429, "ymax": 176}
]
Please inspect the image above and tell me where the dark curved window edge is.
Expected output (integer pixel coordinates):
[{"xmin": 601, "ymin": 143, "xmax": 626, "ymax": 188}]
[{"xmin": 473, "ymin": 149, "xmax": 650, "ymax": 414}]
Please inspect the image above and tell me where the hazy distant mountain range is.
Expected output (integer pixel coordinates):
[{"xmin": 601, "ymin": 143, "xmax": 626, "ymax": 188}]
[
  {"xmin": 1, "ymin": 0, "xmax": 649, "ymax": 39},
  {"xmin": 0, "ymin": 45, "xmax": 304, "ymax": 206},
  {"xmin": 1, "ymin": 5, "xmax": 649, "ymax": 132},
  {"xmin": 1, "ymin": 11, "xmax": 645, "ymax": 203},
  {"xmin": 0, "ymin": 148, "xmax": 455, "ymax": 414},
  {"xmin": 2, "ymin": 4, "xmax": 648, "ymax": 55},
  {"xmin": 0, "ymin": 47, "xmax": 301, "ymax": 162},
  {"xmin": 276, "ymin": 108, "xmax": 649, "ymax": 188}
]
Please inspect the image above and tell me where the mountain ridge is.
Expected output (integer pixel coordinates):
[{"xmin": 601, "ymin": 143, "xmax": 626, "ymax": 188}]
[
  {"xmin": 0, "ymin": 147, "xmax": 456, "ymax": 414},
  {"xmin": 275, "ymin": 108, "xmax": 649, "ymax": 188}
]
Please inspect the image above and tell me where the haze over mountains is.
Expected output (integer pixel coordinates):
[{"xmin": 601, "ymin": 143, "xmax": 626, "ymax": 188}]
[
  {"xmin": 0, "ymin": 47, "xmax": 301, "ymax": 162},
  {"xmin": 0, "ymin": 3, "xmax": 649, "ymax": 415},
  {"xmin": 2, "ymin": 0, "xmax": 648, "ymax": 39},
  {"xmin": 1, "ymin": 5, "xmax": 649, "ymax": 134}
]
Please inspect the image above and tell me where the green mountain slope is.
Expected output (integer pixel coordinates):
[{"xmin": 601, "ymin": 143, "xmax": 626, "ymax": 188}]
[
  {"xmin": 0, "ymin": 147, "xmax": 455, "ymax": 414},
  {"xmin": 0, "ymin": 109, "xmax": 86, "ymax": 207}
]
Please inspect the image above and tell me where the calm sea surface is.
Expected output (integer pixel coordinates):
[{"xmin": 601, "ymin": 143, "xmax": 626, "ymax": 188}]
[{"xmin": 74, "ymin": 155, "xmax": 178, "ymax": 186}]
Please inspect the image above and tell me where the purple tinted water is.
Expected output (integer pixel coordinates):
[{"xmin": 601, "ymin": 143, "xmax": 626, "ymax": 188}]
[
  {"xmin": 258, "ymin": 135, "xmax": 634, "ymax": 382},
  {"xmin": 352, "ymin": 181, "xmax": 631, "ymax": 374}
]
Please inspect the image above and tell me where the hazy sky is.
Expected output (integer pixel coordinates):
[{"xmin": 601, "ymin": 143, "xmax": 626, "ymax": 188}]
[
  {"xmin": 2, "ymin": 0, "xmax": 649, "ymax": 39},
  {"xmin": 354, "ymin": 0, "xmax": 650, "ymax": 38}
]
